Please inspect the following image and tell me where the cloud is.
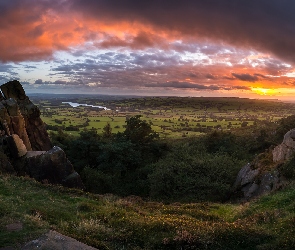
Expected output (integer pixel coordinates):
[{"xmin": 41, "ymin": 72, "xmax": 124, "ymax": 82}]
[
  {"xmin": 145, "ymin": 81, "xmax": 221, "ymax": 90},
  {"xmin": 0, "ymin": 0, "xmax": 294, "ymax": 65},
  {"xmin": 44, "ymin": 49, "xmax": 284, "ymax": 92},
  {"xmin": 144, "ymin": 81, "xmax": 252, "ymax": 91},
  {"xmin": 68, "ymin": 0, "xmax": 295, "ymax": 64},
  {"xmin": 231, "ymin": 73, "xmax": 259, "ymax": 82}
]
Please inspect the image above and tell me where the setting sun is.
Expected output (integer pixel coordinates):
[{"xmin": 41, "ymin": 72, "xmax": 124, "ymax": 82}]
[{"xmin": 251, "ymin": 87, "xmax": 277, "ymax": 96}]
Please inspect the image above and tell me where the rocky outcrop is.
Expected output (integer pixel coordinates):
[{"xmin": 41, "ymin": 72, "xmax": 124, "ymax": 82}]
[
  {"xmin": 272, "ymin": 128, "xmax": 295, "ymax": 162},
  {"xmin": 0, "ymin": 80, "xmax": 83, "ymax": 189},
  {"xmin": 232, "ymin": 162, "xmax": 285, "ymax": 200},
  {"xmin": 6, "ymin": 134, "xmax": 27, "ymax": 158},
  {"xmin": 1, "ymin": 80, "xmax": 52, "ymax": 151},
  {"xmin": 232, "ymin": 129, "xmax": 295, "ymax": 200}
]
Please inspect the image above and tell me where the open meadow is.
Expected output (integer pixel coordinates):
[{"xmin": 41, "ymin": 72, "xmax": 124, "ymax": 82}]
[{"xmin": 30, "ymin": 95, "xmax": 295, "ymax": 138}]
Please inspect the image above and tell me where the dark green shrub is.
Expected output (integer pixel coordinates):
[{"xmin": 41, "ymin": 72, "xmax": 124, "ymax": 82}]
[{"xmin": 149, "ymin": 147, "xmax": 244, "ymax": 202}]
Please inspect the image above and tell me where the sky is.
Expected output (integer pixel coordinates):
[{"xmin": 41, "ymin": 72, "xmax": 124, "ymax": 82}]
[{"xmin": 1, "ymin": 0, "xmax": 295, "ymax": 100}]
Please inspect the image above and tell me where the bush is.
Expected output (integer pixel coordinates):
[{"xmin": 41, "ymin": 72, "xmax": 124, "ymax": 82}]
[
  {"xmin": 149, "ymin": 141, "xmax": 244, "ymax": 202},
  {"xmin": 82, "ymin": 167, "xmax": 112, "ymax": 194}
]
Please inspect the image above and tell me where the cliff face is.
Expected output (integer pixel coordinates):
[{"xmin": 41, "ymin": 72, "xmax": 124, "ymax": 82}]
[
  {"xmin": 0, "ymin": 80, "xmax": 84, "ymax": 189},
  {"xmin": 0, "ymin": 80, "xmax": 52, "ymax": 151}
]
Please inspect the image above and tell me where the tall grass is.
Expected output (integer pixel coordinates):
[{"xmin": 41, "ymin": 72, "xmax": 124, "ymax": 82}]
[{"xmin": 1, "ymin": 175, "xmax": 295, "ymax": 249}]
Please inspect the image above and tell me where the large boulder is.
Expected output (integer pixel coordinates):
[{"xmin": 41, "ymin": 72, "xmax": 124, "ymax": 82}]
[
  {"xmin": 273, "ymin": 128, "xmax": 295, "ymax": 162},
  {"xmin": 25, "ymin": 146, "xmax": 84, "ymax": 189},
  {"xmin": 0, "ymin": 80, "xmax": 52, "ymax": 151}
]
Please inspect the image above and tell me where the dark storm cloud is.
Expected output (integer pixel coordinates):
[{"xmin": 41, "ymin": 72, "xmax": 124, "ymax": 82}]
[
  {"xmin": 98, "ymin": 32, "xmax": 163, "ymax": 50},
  {"xmin": 145, "ymin": 81, "xmax": 221, "ymax": 90},
  {"xmin": 145, "ymin": 82, "xmax": 252, "ymax": 91},
  {"xmin": 231, "ymin": 73, "xmax": 259, "ymax": 82},
  {"xmin": 71, "ymin": 0, "xmax": 295, "ymax": 64},
  {"xmin": 232, "ymin": 86, "xmax": 252, "ymax": 90},
  {"xmin": 34, "ymin": 79, "xmax": 53, "ymax": 85}
]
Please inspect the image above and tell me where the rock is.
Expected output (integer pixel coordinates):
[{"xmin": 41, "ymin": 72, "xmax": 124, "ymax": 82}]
[
  {"xmin": 258, "ymin": 171, "xmax": 286, "ymax": 195},
  {"xmin": 273, "ymin": 128, "xmax": 295, "ymax": 162},
  {"xmin": 0, "ymin": 102, "xmax": 12, "ymax": 135},
  {"xmin": 21, "ymin": 230, "xmax": 98, "ymax": 250},
  {"xmin": 232, "ymin": 162, "xmax": 262, "ymax": 199},
  {"xmin": 233, "ymin": 129, "xmax": 295, "ymax": 200},
  {"xmin": 0, "ymin": 80, "xmax": 83, "ymax": 189},
  {"xmin": 0, "ymin": 80, "xmax": 52, "ymax": 151},
  {"xmin": 10, "ymin": 115, "xmax": 32, "ymax": 150},
  {"xmin": 0, "ymin": 151, "xmax": 15, "ymax": 174},
  {"xmin": 244, "ymin": 183, "xmax": 259, "ymax": 198},
  {"xmin": 0, "ymin": 99, "xmax": 32, "ymax": 150},
  {"xmin": 233, "ymin": 163, "xmax": 259, "ymax": 190},
  {"xmin": 5, "ymin": 134, "xmax": 27, "ymax": 158},
  {"xmin": 26, "ymin": 151, "xmax": 46, "ymax": 158},
  {"xmin": 0, "ymin": 80, "xmax": 27, "ymax": 101},
  {"xmin": 25, "ymin": 146, "xmax": 84, "ymax": 189}
]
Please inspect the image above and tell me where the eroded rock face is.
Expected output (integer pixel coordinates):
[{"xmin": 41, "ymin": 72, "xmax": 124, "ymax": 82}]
[
  {"xmin": 0, "ymin": 80, "xmax": 84, "ymax": 189},
  {"xmin": 0, "ymin": 80, "xmax": 52, "ymax": 151},
  {"xmin": 273, "ymin": 129, "xmax": 295, "ymax": 162},
  {"xmin": 0, "ymin": 98, "xmax": 32, "ymax": 150},
  {"xmin": 6, "ymin": 134, "xmax": 27, "ymax": 158}
]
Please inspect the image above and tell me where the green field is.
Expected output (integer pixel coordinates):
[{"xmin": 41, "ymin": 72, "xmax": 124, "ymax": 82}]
[{"xmin": 32, "ymin": 95, "xmax": 295, "ymax": 138}]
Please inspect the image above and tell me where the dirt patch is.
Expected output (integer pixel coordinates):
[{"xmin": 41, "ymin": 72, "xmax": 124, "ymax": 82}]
[{"xmin": 5, "ymin": 222, "xmax": 23, "ymax": 232}]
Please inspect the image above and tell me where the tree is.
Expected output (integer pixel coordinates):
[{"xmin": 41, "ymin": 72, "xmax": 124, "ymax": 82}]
[
  {"xmin": 67, "ymin": 129, "xmax": 102, "ymax": 170},
  {"xmin": 123, "ymin": 115, "xmax": 159, "ymax": 144},
  {"xmin": 102, "ymin": 122, "xmax": 112, "ymax": 139},
  {"xmin": 241, "ymin": 121, "xmax": 248, "ymax": 127}
]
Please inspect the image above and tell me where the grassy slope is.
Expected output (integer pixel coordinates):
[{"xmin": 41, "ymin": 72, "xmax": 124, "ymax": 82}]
[{"xmin": 0, "ymin": 175, "xmax": 294, "ymax": 249}]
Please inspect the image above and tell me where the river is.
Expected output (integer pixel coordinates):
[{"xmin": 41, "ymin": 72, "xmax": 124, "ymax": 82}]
[{"xmin": 62, "ymin": 102, "xmax": 110, "ymax": 110}]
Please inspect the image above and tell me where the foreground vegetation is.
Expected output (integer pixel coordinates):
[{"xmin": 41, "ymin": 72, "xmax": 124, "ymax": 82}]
[
  {"xmin": 2, "ymin": 96, "xmax": 295, "ymax": 248},
  {"xmin": 0, "ymin": 175, "xmax": 295, "ymax": 249}
]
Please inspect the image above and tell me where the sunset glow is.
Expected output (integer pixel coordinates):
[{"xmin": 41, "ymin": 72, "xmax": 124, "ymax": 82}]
[
  {"xmin": 251, "ymin": 88, "xmax": 277, "ymax": 96},
  {"xmin": 0, "ymin": 1, "xmax": 294, "ymax": 100}
]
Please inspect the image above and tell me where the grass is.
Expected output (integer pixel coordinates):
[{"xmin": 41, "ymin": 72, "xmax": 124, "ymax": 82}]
[
  {"xmin": 1, "ymin": 175, "xmax": 295, "ymax": 249},
  {"xmin": 38, "ymin": 96, "xmax": 295, "ymax": 139}
]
